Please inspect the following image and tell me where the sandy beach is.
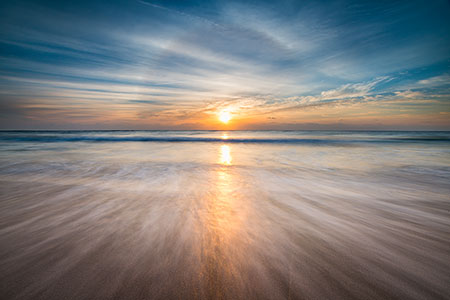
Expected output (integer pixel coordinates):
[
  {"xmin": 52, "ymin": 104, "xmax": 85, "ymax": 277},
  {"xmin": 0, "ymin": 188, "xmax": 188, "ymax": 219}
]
[{"xmin": 0, "ymin": 131, "xmax": 449, "ymax": 299}]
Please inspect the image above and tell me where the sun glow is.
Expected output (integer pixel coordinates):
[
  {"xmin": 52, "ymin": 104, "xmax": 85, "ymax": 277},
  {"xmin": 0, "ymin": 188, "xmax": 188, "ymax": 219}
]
[{"xmin": 219, "ymin": 111, "xmax": 232, "ymax": 124}]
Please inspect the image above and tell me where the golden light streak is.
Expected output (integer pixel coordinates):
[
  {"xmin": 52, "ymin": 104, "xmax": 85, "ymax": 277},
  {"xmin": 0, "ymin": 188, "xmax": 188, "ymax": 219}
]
[{"xmin": 219, "ymin": 145, "xmax": 232, "ymax": 165}]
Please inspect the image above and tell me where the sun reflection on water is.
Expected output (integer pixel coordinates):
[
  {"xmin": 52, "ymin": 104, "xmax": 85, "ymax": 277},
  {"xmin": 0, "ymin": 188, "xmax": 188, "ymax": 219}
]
[
  {"xmin": 198, "ymin": 143, "xmax": 247, "ymax": 297},
  {"xmin": 214, "ymin": 144, "xmax": 251, "ymax": 262},
  {"xmin": 219, "ymin": 145, "xmax": 232, "ymax": 165}
]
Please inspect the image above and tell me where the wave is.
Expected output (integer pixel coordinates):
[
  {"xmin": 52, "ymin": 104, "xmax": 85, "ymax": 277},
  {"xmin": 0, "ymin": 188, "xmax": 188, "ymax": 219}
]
[{"xmin": 1, "ymin": 134, "xmax": 450, "ymax": 144}]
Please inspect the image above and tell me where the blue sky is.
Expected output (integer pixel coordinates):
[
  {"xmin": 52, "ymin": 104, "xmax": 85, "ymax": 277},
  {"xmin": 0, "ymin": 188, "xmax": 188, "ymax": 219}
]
[{"xmin": 0, "ymin": 0, "xmax": 449, "ymax": 129}]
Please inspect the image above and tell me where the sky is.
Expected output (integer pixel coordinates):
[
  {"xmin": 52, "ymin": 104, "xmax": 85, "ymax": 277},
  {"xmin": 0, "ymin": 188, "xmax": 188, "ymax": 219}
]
[{"xmin": 0, "ymin": 0, "xmax": 449, "ymax": 130}]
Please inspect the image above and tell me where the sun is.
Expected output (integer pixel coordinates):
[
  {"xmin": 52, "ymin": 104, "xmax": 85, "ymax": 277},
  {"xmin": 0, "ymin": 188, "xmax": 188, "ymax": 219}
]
[{"xmin": 218, "ymin": 110, "xmax": 232, "ymax": 124}]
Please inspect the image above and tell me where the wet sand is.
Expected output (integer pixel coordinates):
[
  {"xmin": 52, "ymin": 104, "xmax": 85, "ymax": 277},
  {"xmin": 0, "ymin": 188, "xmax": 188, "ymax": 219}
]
[{"xmin": 0, "ymin": 131, "xmax": 449, "ymax": 299}]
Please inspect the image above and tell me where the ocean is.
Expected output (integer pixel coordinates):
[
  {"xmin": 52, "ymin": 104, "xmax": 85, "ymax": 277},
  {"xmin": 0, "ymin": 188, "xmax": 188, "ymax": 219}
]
[{"xmin": 0, "ymin": 130, "xmax": 449, "ymax": 299}]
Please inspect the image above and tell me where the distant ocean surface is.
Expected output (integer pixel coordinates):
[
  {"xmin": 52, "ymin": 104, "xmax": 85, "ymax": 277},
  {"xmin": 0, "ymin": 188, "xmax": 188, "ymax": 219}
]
[{"xmin": 1, "ymin": 131, "xmax": 449, "ymax": 299}]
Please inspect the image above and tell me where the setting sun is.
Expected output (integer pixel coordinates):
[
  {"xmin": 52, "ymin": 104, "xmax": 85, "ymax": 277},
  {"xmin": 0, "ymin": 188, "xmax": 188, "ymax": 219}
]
[{"xmin": 219, "ymin": 111, "xmax": 232, "ymax": 124}]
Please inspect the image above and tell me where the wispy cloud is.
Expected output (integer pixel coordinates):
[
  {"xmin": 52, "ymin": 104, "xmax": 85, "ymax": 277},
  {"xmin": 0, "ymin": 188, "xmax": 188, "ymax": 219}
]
[
  {"xmin": 418, "ymin": 74, "xmax": 450, "ymax": 87},
  {"xmin": 319, "ymin": 77, "xmax": 390, "ymax": 100},
  {"xmin": 0, "ymin": 0, "xmax": 449, "ymax": 129}
]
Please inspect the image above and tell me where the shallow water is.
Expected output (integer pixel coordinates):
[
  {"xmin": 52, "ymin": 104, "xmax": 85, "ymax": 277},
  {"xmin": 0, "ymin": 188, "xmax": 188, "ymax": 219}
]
[{"xmin": 0, "ymin": 131, "xmax": 449, "ymax": 299}]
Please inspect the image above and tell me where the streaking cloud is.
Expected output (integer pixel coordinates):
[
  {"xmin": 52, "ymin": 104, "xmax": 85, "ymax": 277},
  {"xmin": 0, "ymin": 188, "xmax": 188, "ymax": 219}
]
[{"xmin": 0, "ymin": 0, "xmax": 449, "ymax": 129}]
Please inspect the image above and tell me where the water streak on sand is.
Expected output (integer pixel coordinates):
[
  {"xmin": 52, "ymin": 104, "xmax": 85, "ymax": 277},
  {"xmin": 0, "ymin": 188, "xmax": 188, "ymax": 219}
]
[{"xmin": 0, "ymin": 131, "xmax": 449, "ymax": 299}]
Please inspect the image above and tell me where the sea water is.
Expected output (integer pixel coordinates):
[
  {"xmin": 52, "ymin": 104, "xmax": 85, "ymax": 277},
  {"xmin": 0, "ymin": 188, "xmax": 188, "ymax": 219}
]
[{"xmin": 0, "ymin": 131, "xmax": 449, "ymax": 299}]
